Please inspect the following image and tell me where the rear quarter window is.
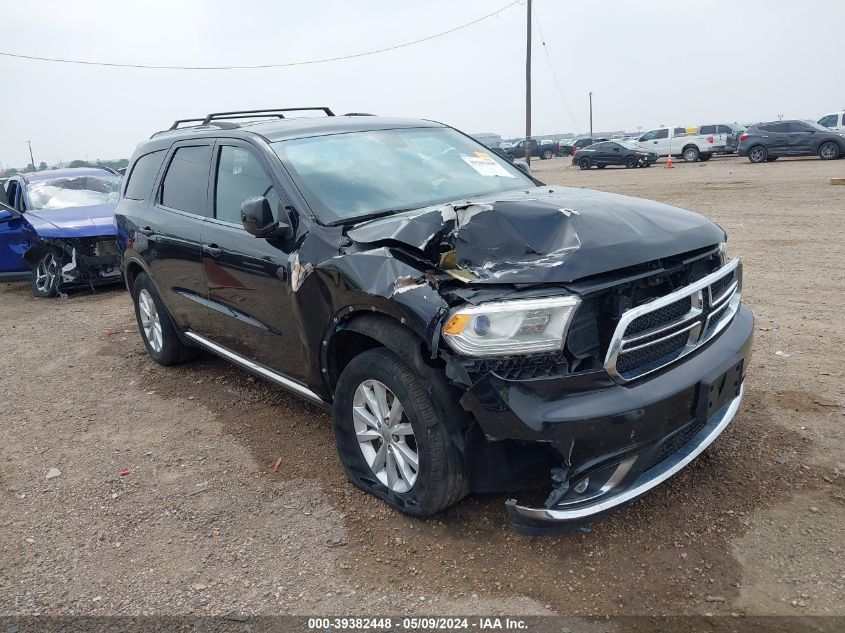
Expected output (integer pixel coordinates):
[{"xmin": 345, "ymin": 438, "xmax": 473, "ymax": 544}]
[
  {"xmin": 124, "ymin": 150, "xmax": 166, "ymax": 201},
  {"xmin": 699, "ymin": 125, "xmax": 716, "ymax": 135}
]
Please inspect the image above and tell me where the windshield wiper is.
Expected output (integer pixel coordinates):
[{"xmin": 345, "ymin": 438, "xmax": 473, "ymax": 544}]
[{"xmin": 331, "ymin": 207, "xmax": 423, "ymax": 227}]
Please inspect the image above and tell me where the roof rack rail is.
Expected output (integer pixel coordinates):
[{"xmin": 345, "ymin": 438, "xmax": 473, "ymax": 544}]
[{"xmin": 202, "ymin": 107, "xmax": 334, "ymax": 125}]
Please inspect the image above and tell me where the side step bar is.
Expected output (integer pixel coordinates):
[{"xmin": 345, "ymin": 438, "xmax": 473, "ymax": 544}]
[{"xmin": 183, "ymin": 331, "xmax": 327, "ymax": 408}]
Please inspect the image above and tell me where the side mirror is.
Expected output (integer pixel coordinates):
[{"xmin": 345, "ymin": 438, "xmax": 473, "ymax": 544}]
[
  {"xmin": 513, "ymin": 160, "xmax": 532, "ymax": 176},
  {"xmin": 241, "ymin": 196, "xmax": 292, "ymax": 239}
]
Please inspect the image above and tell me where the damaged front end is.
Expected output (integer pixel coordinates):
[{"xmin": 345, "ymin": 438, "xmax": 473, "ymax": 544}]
[
  {"xmin": 24, "ymin": 237, "xmax": 122, "ymax": 294},
  {"xmin": 342, "ymin": 187, "xmax": 753, "ymax": 534}
]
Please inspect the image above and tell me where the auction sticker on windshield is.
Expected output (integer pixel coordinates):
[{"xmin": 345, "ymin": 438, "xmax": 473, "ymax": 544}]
[{"xmin": 461, "ymin": 152, "xmax": 515, "ymax": 177}]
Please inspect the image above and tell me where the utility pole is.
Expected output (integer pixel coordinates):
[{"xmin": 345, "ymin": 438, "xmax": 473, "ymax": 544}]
[
  {"xmin": 589, "ymin": 92, "xmax": 593, "ymax": 138},
  {"xmin": 524, "ymin": 0, "xmax": 532, "ymax": 166},
  {"xmin": 27, "ymin": 141, "xmax": 35, "ymax": 170}
]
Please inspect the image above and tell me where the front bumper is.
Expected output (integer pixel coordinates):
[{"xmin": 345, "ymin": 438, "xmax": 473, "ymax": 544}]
[{"xmin": 460, "ymin": 304, "xmax": 754, "ymax": 534}]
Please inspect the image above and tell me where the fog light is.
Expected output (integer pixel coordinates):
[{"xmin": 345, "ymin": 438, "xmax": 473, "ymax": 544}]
[{"xmin": 574, "ymin": 478, "xmax": 589, "ymax": 494}]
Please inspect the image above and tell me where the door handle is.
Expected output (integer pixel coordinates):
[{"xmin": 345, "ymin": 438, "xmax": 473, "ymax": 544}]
[
  {"xmin": 202, "ymin": 244, "xmax": 222, "ymax": 257},
  {"xmin": 137, "ymin": 226, "xmax": 154, "ymax": 236}
]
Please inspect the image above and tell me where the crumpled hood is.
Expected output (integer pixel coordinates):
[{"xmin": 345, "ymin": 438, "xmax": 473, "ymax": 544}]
[
  {"xmin": 24, "ymin": 204, "xmax": 117, "ymax": 239},
  {"xmin": 346, "ymin": 186, "xmax": 725, "ymax": 284}
]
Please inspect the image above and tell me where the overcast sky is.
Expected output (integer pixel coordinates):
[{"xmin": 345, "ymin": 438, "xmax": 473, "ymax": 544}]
[{"xmin": 1, "ymin": 0, "xmax": 842, "ymax": 169}]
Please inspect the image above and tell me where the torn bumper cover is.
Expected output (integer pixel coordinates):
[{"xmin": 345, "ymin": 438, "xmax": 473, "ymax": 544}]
[
  {"xmin": 460, "ymin": 304, "xmax": 754, "ymax": 535},
  {"xmin": 29, "ymin": 238, "xmax": 122, "ymax": 287}
]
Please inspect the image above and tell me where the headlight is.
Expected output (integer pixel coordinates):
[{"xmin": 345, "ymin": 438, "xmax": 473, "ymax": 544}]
[
  {"xmin": 718, "ymin": 241, "xmax": 728, "ymax": 264},
  {"xmin": 442, "ymin": 296, "xmax": 581, "ymax": 357}
]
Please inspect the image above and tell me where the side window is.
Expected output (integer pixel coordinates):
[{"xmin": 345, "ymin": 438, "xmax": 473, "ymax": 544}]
[
  {"xmin": 160, "ymin": 145, "xmax": 212, "ymax": 215},
  {"xmin": 215, "ymin": 146, "xmax": 280, "ymax": 224},
  {"xmin": 784, "ymin": 122, "xmax": 809, "ymax": 133},
  {"xmin": 655, "ymin": 129, "xmax": 669, "ymax": 139},
  {"xmin": 124, "ymin": 150, "xmax": 166, "ymax": 201},
  {"xmin": 818, "ymin": 115, "xmax": 837, "ymax": 128},
  {"xmin": 699, "ymin": 125, "xmax": 715, "ymax": 135},
  {"xmin": 640, "ymin": 130, "xmax": 657, "ymax": 141}
]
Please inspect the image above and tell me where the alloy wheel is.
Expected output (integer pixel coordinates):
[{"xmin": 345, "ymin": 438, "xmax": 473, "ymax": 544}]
[
  {"xmin": 35, "ymin": 254, "xmax": 58, "ymax": 293},
  {"xmin": 749, "ymin": 147, "xmax": 766, "ymax": 162},
  {"xmin": 138, "ymin": 288, "xmax": 163, "ymax": 353},
  {"xmin": 820, "ymin": 143, "xmax": 837, "ymax": 159},
  {"xmin": 352, "ymin": 379, "xmax": 419, "ymax": 493}
]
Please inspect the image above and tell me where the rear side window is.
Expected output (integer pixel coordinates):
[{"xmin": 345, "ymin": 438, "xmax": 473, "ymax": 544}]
[
  {"xmin": 124, "ymin": 151, "xmax": 165, "ymax": 200},
  {"xmin": 699, "ymin": 125, "xmax": 715, "ymax": 135},
  {"xmin": 161, "ymin": 145, "xmax": 212, "ymax": 215}
]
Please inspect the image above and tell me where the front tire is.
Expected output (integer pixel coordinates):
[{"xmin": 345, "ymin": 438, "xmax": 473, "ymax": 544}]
[
  {"xmin": 578, "ymin": 157, "xmax": 592, "ymax": 170},
  {"xmin": 333, "ymin": 348, "xmax": 469, "ymax": 517},
  {"xmin": 683, "ymin": 146, "xmax": 700, "ymax": 162},
  {"xmin": 30, "ymin": 249, "xmax": 63, "ymax": 298},
  {"xmin": 819, "ymin": 142, "xmax": 840, "ymax": 160},
  {"xmin": 748, "ymin": 145, "xmax": 768, "ymax": 163},
  {"xmin": 541, "ymin": 149, "xmax": 553, "ymax": 160},
  {"xmin": 624, "ymin": 155, "xmax": 638, "ymax": 168},
  {"xmin": 132, "ymin": 272, "xmax": 195, "ymax": 366}
]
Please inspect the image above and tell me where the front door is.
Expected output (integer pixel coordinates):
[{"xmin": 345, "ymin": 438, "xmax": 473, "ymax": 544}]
[
  {"xmin": 0, "ymin": 181, "xmax": 28, "ymax": 274},
  {"xmin": 201, "ymin": 141, "xmax": 302, "ymax": 379},
  {"xmin": 786, "ymin": 121, "xmax": 815, "ymax": 156}
]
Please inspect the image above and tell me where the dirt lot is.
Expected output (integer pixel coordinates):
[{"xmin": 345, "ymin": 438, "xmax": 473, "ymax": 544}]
[{"xmin": 1, "ymin": 155, "xmax": 843, "ymax": 619}]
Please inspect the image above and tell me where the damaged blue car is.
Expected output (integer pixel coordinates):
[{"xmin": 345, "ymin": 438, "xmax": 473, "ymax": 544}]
[{"xmin": 0, "ymin": 167, "xmax": 123, "ymax": 297}]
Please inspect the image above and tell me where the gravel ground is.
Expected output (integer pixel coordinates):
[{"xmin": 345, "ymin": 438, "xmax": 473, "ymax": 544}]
[{"xmin": 1, "ymin": 155, "xmax": 843, "ymax": 619}]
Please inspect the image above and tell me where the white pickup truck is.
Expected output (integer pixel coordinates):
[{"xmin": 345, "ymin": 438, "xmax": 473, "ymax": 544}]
[{"xmin": 634, "ymin": 126, "xmax": 728, "ymax": 162}]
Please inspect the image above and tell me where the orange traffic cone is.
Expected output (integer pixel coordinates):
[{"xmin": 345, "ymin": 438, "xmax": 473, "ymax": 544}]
[{"xmin": 665, "ymin": 154, "xmax": 674, "ymax": 168}]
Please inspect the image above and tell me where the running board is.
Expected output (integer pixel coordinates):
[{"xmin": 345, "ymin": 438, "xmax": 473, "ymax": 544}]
[{"xmin": 183, "ymin": 331, "xmax": 327, "ymax": 407}]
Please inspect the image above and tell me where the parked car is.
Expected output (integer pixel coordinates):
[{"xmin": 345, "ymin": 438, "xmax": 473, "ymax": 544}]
[
  {"xmin": 558, "ymin": 137, "xmax": 605, "ymax": 156},
  {"xmin": 697, "ymin": 123, "xmax": 746, "ymax": 154},
  {"xmin": 0, "ymin": 168, "xmax": 123, "ymax": 296},
  {"xmin": 572, "ymin": 141, "xmax": 658, "ymax": 169},
  {"xmin": 738, "ymin": 120, "xmax": 845, "ymax": 163},
  {"xmin": 505, "ymin": 138, "xmax": 558, "ymax": 160},
  {"xmin": 817, "ymin": 111, "xmax": 845, "ymax": 132},
  {"xmin": 634, "ymin": 126, "xmax": 727, "ymax": 162},
  {"xmin": 116, "ymin": 107, "xmax": 752, "ymax": 534}
]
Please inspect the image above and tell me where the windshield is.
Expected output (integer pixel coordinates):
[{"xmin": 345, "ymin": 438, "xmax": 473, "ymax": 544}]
[
  {"xmin": 27, "ymin": 175, "xmax": 122, "ymax": 210},
  {"xmin": 271, "ymin": 127, "xmax": 533, "ymax": 223},
  {"xmin": 803, "ymin": 120, "xmax": 837, "ymax": 133}
]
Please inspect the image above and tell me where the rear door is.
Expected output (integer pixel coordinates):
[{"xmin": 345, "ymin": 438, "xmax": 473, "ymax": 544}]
[
  {"xmin": 201, "ymin": 140, "xmax": 302, "ymax": 378},
  {"xmin": 759, "ymin": 123, "xmax": 788, "ymax": 155},
  {"xmin": 144, "ymin": 142, "xmax": 214, "ymax": 334}
]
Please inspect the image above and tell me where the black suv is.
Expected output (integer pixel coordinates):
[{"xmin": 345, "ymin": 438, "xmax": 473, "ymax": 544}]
[
  {"xmin": 738, "ymin": 120, "xmax": 845, "ymax": 162},
  {"xmin": 115, "ymin": 107, "xmax": 753, "ymax": 534}
]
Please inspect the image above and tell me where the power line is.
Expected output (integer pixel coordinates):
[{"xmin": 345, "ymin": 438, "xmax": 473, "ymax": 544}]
[
  {"xmin": 531, "ymin": 1, "xmax": 581, "ymax": 133},
  {"xmin": 0, "ymin": 2, "xmax": 521, "ymax": 71}
]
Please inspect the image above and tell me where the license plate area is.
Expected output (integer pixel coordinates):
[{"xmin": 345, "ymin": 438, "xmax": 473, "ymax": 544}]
[{"xmin": 697, "ymin": 359, "xmax": 743, "ymax": 421}]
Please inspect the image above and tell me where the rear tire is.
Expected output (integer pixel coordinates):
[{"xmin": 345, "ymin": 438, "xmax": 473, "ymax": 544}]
[
  {"xmin": 541, "ymin": 149, "xmax": 553, "ymax": 159},
  {"xmin": 578, "ymin": 157, "xmax": 592, "ymax": 170},
  {"xmin": 682, "ymin": 146, "xmax": 700, "ymax": 162},
  {"xmin": 624, "ymin": 155, "xmax": 638, "ymax": 168},
  {"xmin": 819, "ymin": 142, "xmax": 839, "ymax": 160},
  {"xmin": 132, "ymin": 272, "xmax": 195, "ymax": 366},
  {"xmin": 748, "ymin": 145, "xmax": 768, "ymax": 163},
  {"xmin": 333, "ymin": 348, "xmax": 469, "ymax": 517},
  {"xmin": 30, "ymin": 249, "xmax": 63, "ymax": 298}
]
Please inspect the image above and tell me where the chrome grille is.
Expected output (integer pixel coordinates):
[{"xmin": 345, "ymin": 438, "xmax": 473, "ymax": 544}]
[{"xmin": 605, "ymin": 259, "xmax": 742, "ymax": 382}]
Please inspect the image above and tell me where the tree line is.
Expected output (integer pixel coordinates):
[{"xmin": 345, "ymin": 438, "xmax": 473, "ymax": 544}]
[{"xmin": 2, "ymin": 158, "xmax": 129, "ymax": 178}]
